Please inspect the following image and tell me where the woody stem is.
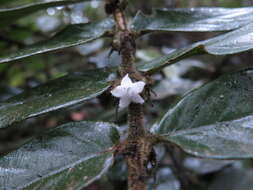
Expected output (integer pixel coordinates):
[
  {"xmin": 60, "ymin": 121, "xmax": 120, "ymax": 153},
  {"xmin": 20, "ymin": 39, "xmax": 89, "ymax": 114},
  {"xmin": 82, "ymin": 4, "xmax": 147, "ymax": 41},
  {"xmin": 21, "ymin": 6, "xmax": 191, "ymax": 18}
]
[{"xmin": 105, "ymin": 1, "xmax": 147, "ymax": 190}]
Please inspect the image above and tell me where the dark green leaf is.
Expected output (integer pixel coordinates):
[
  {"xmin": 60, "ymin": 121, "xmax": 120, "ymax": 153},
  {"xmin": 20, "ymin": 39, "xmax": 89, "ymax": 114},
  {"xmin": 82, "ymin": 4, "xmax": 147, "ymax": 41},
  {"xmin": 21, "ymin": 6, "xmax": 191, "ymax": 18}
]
[
  {"xmin": 0, "ymin": 68, "xmax": 114, "ymax": 128},
  {"xmin": 137, "ymin": 44, "xmax": 203, "ymax": 73},
  {"xmin": 204, "ymin": 22, "xmax": 253, "ymax": 55},
  {"xmin": 139, "ymin": 22, "xmax": 253, "ymax": 73},
  {"xmin": 0, "ymin": 18, "xmax": 114, "ymax": 64},
  {"xmin": 0, "ymin": 0, "xmax": 91, "ymax": 26},
  {"xmin": 132, "ymin": 8, "xmax": 253, "ymax": 33},
  {"xmin": 0, "ymin": 121, "xmax": 119, "ymax": 190},
  {"xmin": 154, "ymin": 69, "xmax": 253, "ymax": 159}
]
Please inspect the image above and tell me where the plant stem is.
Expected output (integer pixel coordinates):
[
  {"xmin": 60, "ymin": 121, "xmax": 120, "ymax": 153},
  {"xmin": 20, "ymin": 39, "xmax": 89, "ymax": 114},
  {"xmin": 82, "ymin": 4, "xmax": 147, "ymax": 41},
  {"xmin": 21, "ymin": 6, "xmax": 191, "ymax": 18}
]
[
  {"xmin": 126, "ymin": 102, "xmax": 147, "ymax": 190},
  {"xmin": 105, "ymin": 1, "xmax": 148, "ymax": 190},
  {"xmin": 127, "ymin": 103, "xmax": 145, "ymax": 139}
]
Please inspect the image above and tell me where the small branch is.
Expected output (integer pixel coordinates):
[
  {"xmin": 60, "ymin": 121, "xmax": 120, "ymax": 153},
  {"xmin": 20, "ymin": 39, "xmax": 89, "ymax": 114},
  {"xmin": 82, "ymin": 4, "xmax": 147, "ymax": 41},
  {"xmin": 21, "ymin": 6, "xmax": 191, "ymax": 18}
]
[
  {"xmin": 119, "ymin": 31, "xmax": 137, "ymax": 76},
  {"xmin": 105, "ymin": 0, "xmax": 145, "ymax": 139},
  {"xmin": 106, "ymin": 1, "xmax": 151, "ymax": 190},
  {"xmin": 127, "ymin": 103, "xmax": 145, "ymax": 139}
]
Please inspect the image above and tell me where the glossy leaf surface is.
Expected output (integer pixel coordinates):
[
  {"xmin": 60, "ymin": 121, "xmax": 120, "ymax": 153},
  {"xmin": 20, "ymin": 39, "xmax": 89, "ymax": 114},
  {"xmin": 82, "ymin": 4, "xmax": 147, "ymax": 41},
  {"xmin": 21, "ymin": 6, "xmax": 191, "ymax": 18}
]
[
  {"xmin": 0, "ymin": 68, "xmax": 113, "ymax": 128},
  {"xmin": 132, "ymin": 8, "xmax": 253, "ymax": 33},
  {"xmin": 0, "ymin": 121, "xmax": 119, "ymax": 190},
  {"xmin": 154, "ymin": 69, "xmax": 253, "ymax": 159},
  {"xmin": 139, "ymin": 22, "xmax": 253, "ymax": 73},
  {"xmin": 0, "ymin": 0, "xmax": 88, "ymax": 26},
  {"xmin": 0, "ymin": 18, "xmax": 114, "ymax": 63}
]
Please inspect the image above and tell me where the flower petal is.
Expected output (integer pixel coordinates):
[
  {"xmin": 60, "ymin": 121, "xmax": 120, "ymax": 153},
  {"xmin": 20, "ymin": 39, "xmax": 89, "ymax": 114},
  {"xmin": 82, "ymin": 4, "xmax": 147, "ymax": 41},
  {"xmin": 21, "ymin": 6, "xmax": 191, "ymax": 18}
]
[
  {"xmin": 131, "ymin": 81, "xmax": 145, "ymax": 94},
  {"xmin": 111, "ymin": 86, "xmax": 126, "ymax": 97},
  {"xmin": 131, "ymin": 94, "xmax": 145, "ymax": 104},
  {"xmin": 119, "ymin": 96, "xmax": 131, "ymax": 108},
  {"xmin": 121, "ymin": 74, "xmax": 133, "ymax": 87}
]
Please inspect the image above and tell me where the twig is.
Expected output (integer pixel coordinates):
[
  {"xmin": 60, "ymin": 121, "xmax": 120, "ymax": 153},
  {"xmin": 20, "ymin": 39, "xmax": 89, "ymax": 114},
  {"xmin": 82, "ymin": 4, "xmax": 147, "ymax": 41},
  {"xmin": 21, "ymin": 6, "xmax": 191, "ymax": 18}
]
[{"xmin": 105, "ymin": 1, "xmax": 151, "ymax": 190}]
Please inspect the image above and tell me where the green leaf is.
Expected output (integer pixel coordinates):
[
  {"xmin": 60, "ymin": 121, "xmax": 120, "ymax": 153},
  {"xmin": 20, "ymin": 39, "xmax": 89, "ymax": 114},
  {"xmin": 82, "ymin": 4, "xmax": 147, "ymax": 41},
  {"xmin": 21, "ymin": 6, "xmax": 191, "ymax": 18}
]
[
  {"xmin": 203, "ymin": 22, "xmax": 253, "ymax": 55},
  {"xmin": 0, "ymin": 0, "xmax": 91, "ymax": 26},
  {"xmin": 0, "ymin": 18, "xmax": 114, "ymax": 64},
  {"xmin": 0, "ymin": 121, "xmax": 119, "ymax": 190},
  {"xmin": 137, "ymin": 45, "xmax": 203, "ymax": 73},
  {"xmin": 139, "ymin": 22, "xmax": 253, "ymax": 73},
  {"xmin": 154, "ymin": 69, "xmax": 253, "ymax": 159},
  {"xmin": 131, "ymin": 8, "xmax": 253, "ymax": 33},
  {"xmin": 0, "ymin": 68, "xmax": 114, "ymax": 129}
]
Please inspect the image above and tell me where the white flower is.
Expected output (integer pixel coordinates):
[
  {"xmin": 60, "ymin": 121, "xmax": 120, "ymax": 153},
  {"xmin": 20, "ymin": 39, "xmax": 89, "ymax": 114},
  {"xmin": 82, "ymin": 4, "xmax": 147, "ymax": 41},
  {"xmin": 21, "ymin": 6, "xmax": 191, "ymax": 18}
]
[{"xmin": 111, "ymin": 74, "xmax": 146, "ymax": 108}]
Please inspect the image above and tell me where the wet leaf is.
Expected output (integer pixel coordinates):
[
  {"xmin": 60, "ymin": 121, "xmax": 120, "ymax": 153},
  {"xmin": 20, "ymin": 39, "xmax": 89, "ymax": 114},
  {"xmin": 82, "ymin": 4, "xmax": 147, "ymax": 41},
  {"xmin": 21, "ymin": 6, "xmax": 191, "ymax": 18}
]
[
  {"xmin": 0, "ymin": 0, "xmax": 91, "ymax": 26},
  {"xmin": 0, "ymin": 121, "xmax": 119, "ymax": 190},
  {"xmin": 0, "ymin": 18, "xmax": 114, "ymax": 63},
  {"xmin": 139, "ymin": 22, "xmax": 253, "ymax": 73},
  {"xmin": 204, "ymin": 22, "xmax": 253, "ymax": 55},
  {"xmin": 132, "ymin": 8, "xmax": 253, "ymax": 33},
  {"xmin": 0, "ymin": 68, "xmax": 114, "ymax": 128},
  {"xmin": 154, "ymin": 69, "xmax": 253, "ymax": 159}
]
